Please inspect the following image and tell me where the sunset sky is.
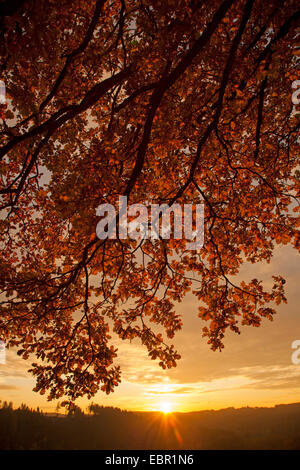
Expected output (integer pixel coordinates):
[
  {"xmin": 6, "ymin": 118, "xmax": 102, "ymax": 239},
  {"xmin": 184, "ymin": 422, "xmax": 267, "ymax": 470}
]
[
  {"xmin": 1, "ymin": 244, "xmax": 299, "ymax": 413},
  {"xmin": 1, "ymin": 0, "xmax": 299, "ymax": 423}
]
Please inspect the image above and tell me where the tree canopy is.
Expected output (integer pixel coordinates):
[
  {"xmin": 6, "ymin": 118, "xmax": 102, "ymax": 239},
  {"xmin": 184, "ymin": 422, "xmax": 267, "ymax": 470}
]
[{"xmin": 0, "ymin": 0, "xmax": 299, "ymax": 404}]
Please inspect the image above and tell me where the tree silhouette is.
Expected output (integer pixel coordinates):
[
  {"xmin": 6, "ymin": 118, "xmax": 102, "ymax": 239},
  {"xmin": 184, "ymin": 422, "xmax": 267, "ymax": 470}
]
[
  {"xmin": 1, "ymin": 401, "xmax": 300, "ymax": 449},
  {"xmin": 0, "ymin": 0, "xmax": 299, "ymax": 403}
]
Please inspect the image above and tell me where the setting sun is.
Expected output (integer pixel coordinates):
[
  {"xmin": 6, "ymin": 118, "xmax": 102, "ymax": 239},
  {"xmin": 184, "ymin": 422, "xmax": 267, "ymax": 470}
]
[{"xmin": 159, "ymin": 401, "xmax": 172, "ymax": 414}]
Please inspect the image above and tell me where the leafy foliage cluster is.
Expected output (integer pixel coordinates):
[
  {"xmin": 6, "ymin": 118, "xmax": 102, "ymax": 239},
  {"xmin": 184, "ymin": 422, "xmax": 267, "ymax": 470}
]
[{"xmin": 0, "ymin": 0, "xmax": 299, "ymax": 402}]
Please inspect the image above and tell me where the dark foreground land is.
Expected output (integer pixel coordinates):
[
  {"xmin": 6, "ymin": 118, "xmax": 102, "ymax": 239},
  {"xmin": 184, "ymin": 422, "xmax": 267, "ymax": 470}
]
[{"xmin": 0, "ymin": 401, "xmax": 300, "ymax": 450}]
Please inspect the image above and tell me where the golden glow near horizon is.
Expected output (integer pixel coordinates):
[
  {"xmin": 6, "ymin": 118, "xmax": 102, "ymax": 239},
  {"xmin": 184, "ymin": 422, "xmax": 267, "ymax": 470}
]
[{"xmin": 159, "ymin": 401, "xmax": 173, "ymax": 414}]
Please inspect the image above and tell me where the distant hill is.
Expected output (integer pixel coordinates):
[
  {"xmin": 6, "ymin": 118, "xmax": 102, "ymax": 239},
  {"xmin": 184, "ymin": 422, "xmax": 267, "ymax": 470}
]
[{"xmin": 0, "ymin": 401, "xmax": 299, "ymax": 449}]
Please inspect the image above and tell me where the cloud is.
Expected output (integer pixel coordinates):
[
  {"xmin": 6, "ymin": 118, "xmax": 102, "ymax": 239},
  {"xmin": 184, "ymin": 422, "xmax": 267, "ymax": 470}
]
[
  {"xmin": 232, "ymin": 365, "xmax": 300, "ymax": 391},
  {"xmin": 143, "ymin": 375, "xmax": 254, "ymax": 397},
  {"xmin": 147, "ymin": 387, "xmax": 195, "ymax": 395},
  {"xmin": 0, "ymin": 385, "xmax": 19, "ymax": 390},
  {"xmin": 115, "ymin": 342, "xmax": 171, "ymax": 385},
  {"xmin": 136, "ymin": 363, "xmax": 300, "ymax": 402},
  {"xmin": 0, "ymin": 351, "xmax": 30, "ymax": 379}
]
